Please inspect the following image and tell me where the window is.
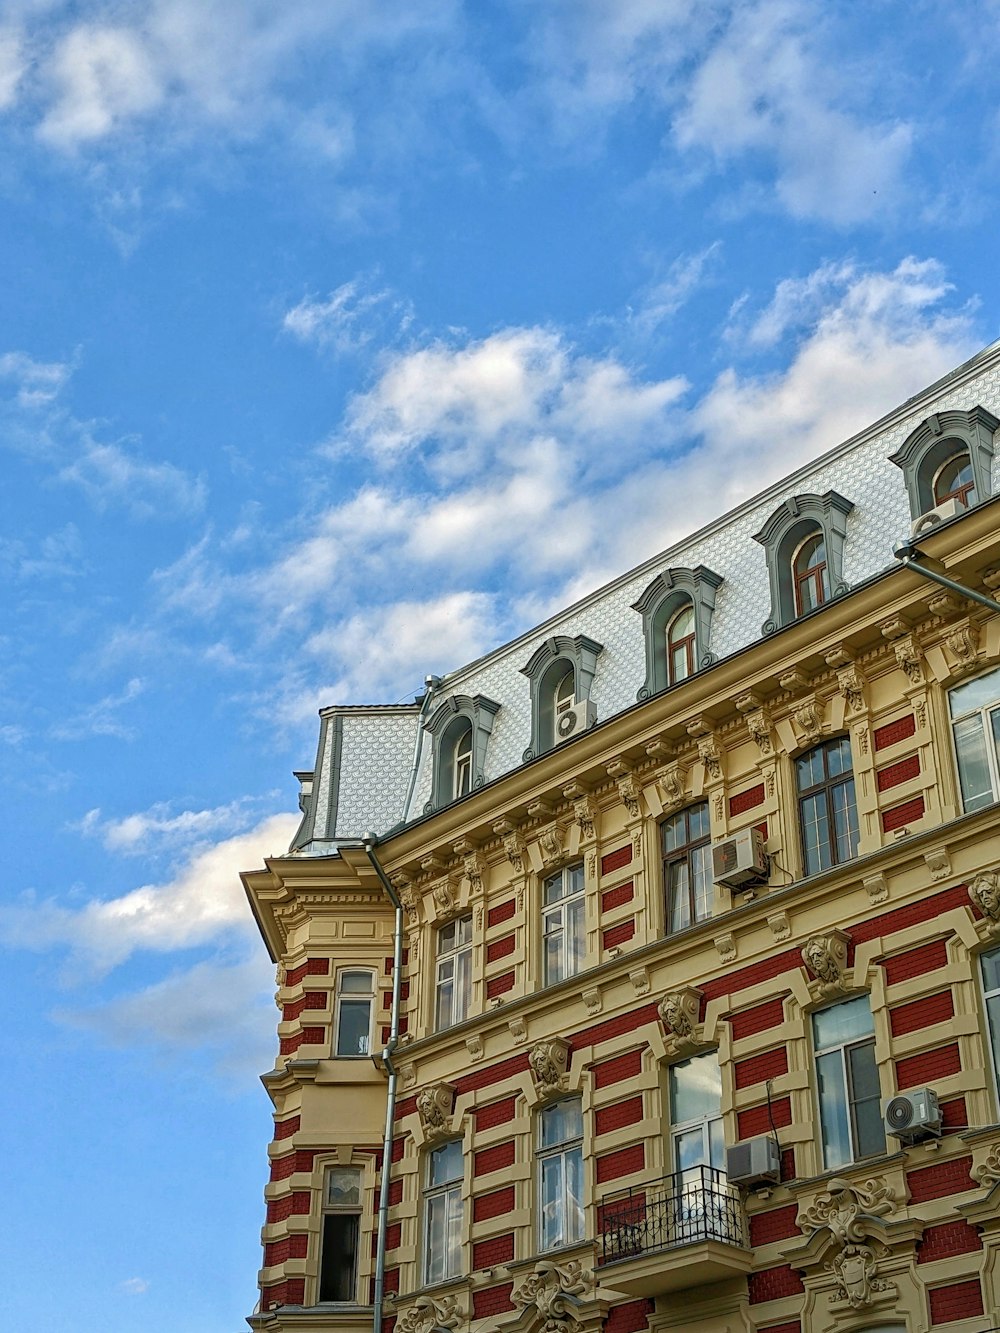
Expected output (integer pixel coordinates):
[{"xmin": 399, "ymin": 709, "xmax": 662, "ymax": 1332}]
[
  {"xmin": 661, "ymin": 803, "xmax": 712, "ymax": 932},
  {"xmin": 752, "ymin": 490, "xmax": 853, "ymax": 634},
  {"xmin": 981, "ymin": 947, "xmax": 1000, "ymax": 1106},
  {"xmin": 933, "ymin": 451, "xmax": 976, "ymax": 507},
  {"xmin": 538, "ymin": 1097, "xmax": 584, "ymax": 1251},
  {"xmin": 520, "ymin": 634, "xmax": 603, "ymax": 761},
  {"xmin": 631, "ymin": 565, "xmax": 723, "ymax": 701},
  {"xmin": 452, "ymin": 723, "xmax": 473, "ymax": 800},
  {"xmin": 424, "ymin": 1140, "xmax": 464, "ymax": 1284},
  {"xmin": 890, "ymin": 405, "xmax": 997, "ymax": 520},
  {"xmin": 319, "ymin": 1166, "xmax": 362, "ymax": 1302},
  {"xmin": 669, "ymin": 1051, "xmax": 724, "ymax": 1178},
  {"xmin": 542, "ymin": 863, "xmax": 585, "ymax": 986},
  {"xmin": 812, "ymin": 995, "xmax": 885, "ymax": 1168},
  {"xmin": 334, "ymin": 971, "xmax": 374, "ymax": 1057},
  {"xmin": 423, "ymin": 693, "xmax": 501, "ymax": 813},
  {"xmin": 436, "ymin": 916, "xmax": 473, "ymax": 1030},
  {"xmin": 949, "ymin": 665, "xmax": 1000, "ymax": 812},
  {"xmin": 797, "ymin": 737, "xmax": 859, "ymax": 875},
  {"xmin": 791, "ymin": 530, "xmax": 830, "ymax": 615},
  {"xmin": 666, "ymin": 604, "xmax": 696, "ymax": 685}
]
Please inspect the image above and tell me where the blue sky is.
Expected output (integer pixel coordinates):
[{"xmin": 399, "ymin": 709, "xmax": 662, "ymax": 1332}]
[{"xmin": 1, "ymin": 2, "xmax": 999, "ymax": 1328}]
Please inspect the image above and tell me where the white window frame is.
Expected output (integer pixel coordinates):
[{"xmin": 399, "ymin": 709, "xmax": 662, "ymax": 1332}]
[
  {"xmin": 334, "ymin": 969, "xmax": 375, "ymax": 1058},
  {"xmin": 542, "ymin": 863, "xmax": 586, "ymax": 986},
  {"xmin": 668, "ymin": 1051, "xmax": 725, "ymax": 1178},
  {"xmin": 424, "ymin": 1140, "xmax": 464, "ymax": 1285},
  {"xmin": 980, "ymin": 946, "xmax": 1000, "ymax": 1111},
  {"xmin": 812, "ymin": 995, "xmax": 885, "ymax": 1169},
  {"xmin": 436, "ymin": 915, "xmax": 473, "ymax": 1030},
  {"xmin": 537, "ymin": 1097, "xmax": 584, "ymax": 1252},
  {"xmin": 318, "ymin": 1165, "xmax": 363, "ymax": 1303},
  {"xmin": 949, "ymin": 665, "xmax": 1000, "ymax": 813},
  {"xmin": 452, "ymin": 723, "xmax": 473, "ymax": 800}
]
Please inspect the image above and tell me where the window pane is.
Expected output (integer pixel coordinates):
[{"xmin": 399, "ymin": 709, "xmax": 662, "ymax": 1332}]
[
  {"xmin": 689, "ymin": 802, "xmax": 710, "ymax": 841},
  {"xmin": 667, "ymin": 860, "xmax": 691, "ymax": 931},
  {"xmin": 987, "ymin": 993, "xmax": 1000, "ymax": 1078},
  {"xmin": 813, "ymin": 995, "xmax": 875, "ymax": 1049},
  {"xmin": 816, "ymin": 1049, "xmax": 851, "ymax": 1168},
  {"xmin": 826, "ymin": 735, "xmax": 853, "ymax": 777},
  {"xmin": 949, "ymin": 666, "xmax": 1000, "ymax": 718},
  {"xmin": 539, "ymin": 1153, "xmax": 564, "ymax": 1249},
  {"xmin": 340, "ymin": 971, "xmax": 372, "ymax": 994},
  {"xmin": 320, "ymin": 1213, "xmax": 359, "ymax": 1301},
  {"xmin": 565, "ymin": 896, "xmax": 585, "ymax": 976},
  {"xmin": 429, "ymin": 1139, "xmax": 463, "ymax": 1186},
  {"xmin": 669, "ymin": 1052, "xmax": 721, "ymax": 1125},
  {"xmin": 453, "ymin": 946, "xmax": 471, "ymax": 1024},
  {"xmin": 800, "ymin": 791, "xmax": 831, "ymax": 874},
  {"xmin": 691, "ymin": 843, "xmax": 713, "ymax": 922},
  {"xmin": 564, "ymin": 1146, "xmax": 584, "ymax": 1243},
  {"xmin": 662, "ymin": 810, "xmax": 686, "ymax": 853},
  {"xmin": 444, "ymin": 1186, "xmax": 463, "ymax": 1277},
  {"xmin": 831, "ymin": 778, "xmax": 859, "ymax": 864},
  {"xmin": 982, "ymin": 948, "xmax": 1000, "ymax": 995},
  {"xmin": 425, "ymin": 1192, "xmax": 448, "ymax": 1284},
  {"xmin": 796, "ymin": 747, "xmax": 825, "ymax": 791},
  {"xmin": 439, "ymin": 920, "xmax": 458, "ymax": 953},
  {"xmin": 336, "ymin": 999, "xmax": 371, "ymax": 1056},
  {"xmin": 540, "ymin": 1098, "xmax": 582, "ymax": 1147},
  {"xmin": 954, "ymin": 716, "xmax": 994, "ymax": 811},
  {"xmin": 849, "ymin": 1042, "xmax": 886, "ymax": 1159}
]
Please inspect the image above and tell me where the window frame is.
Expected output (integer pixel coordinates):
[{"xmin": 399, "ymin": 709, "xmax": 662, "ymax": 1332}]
[
  {"xmin": 630, "ymin": 565, "xmax": 723, "ymax": 701},
  {"xmin": 452, "ymin": 722, "xmax": 473, "ymax": 800},
  {"xmin": 333, "ymin": 969, "xmax": 375, "ymax": 1058},
  {"xmin": 318, "ymin": 1164, "xmax": 363, "ymax": 1303},
  {"xmin": 520, "ymin": 634, "xmax": 603, "ymax": 761},
  {"xmin": 666, "ymin": 603, "xmax": 696, "ymax": 686},
  {"xmin": 811, "ymin": 995, "xmax": 885, "ymax": 1170},
  {"xmin": 660, "ymin": 802, "xmax": 713, "ymax": 934},
  {"xmin": 889, "ymin": 405, "xmax": 997, "ymax": 520},
  {"xmin": 932, "ymin": 450, "xmax": 977, "ymax": 507},
  {"xmin": 423, "ymin": 693, "xmax": 501, "ymax": 814},
  {"xmin": 791, "ymin": 530, "xmax": 830, "ymax": 617},
  {"xmin": 948, "ymin": 665, "xmax": 1000, "ymax": 813},
  {"xmin": 541, "ymin": 863, "xmax": 586, "ymax": 987},
  {"xmin": 435, "ymin": 915, "xmax": 473, "ymax": 1031},
  {"xmin": 668, "ymin": 1050, "xmax": 724, "ymax": 1177},
  {"xmin": 536, "ymin": 1096, "xmax": 584, "ymax": 1253},
  {"xmin": 796, "ymin": 736, "xmax": 859, "ymax": 876},
  {"xmin": 752, "ymin": 490, "xmax": 853, "ymax": 635},
  {"xmin": 423, "ymin": 1139, "xmax": 465, "ymax": 1286}
]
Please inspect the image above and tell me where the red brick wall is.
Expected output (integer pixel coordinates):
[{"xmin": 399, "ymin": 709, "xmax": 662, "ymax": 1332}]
[
  {"xmin": 734, "ymin": 1046, "xmax": 788, "ymax": 1089},
  {"xmin": 748, "ymin": 1265, "xmax": 804, "ymax": 1304},
  {"xmin": 729, "ymin": 783, "xmax": 765, "ymax": 816},
  {"xmin": 285, "ymin": 957, "xmax": 330, "ymax": 986},
  {"xmin": 889, "ymin": 990, "xmax": 955, "ymax": 1036},
  {"xmin": 473, "ymin": 1284, "xmax": 515, "ymax": 1318},
  {"xmin": 473, "ymin": 1140, "xmax": 516, "ymax": 1177},
  {"xmin": 603, "ymin": 919, "xmax": 636, "ymax": 950},
  {"xmin": 877, "ymin": 754, "xmax": 920, "ymax": 791},
  {"xmin": 270, "ymin": 1149, "xmax": 316, "ymax": 1182},
  {"xmin": 595, "ymin": 1096, "xmax": 644, "ymax": 1137},
  {"xmin": 917, "ymin": 1221, "xmax": 982, "ymax": 1264},
  {"xmin": 928, "ymin": 1278, "xmax": 984, "ymax": 1324},
  {"xmin": 874, "ymin": 714, "xmax": 916, "ymax": 750},
  {"xmin": 474, "ymin": 1097, "xmax": 517, "ymax": 1131},
  {"xmin": 282, "ymin": 990, "xmax": 328, "ymax": 1020},
  {"xmin": 602, "ymin": 881, "xmax": 635, "ymax": 913},
  {"xmin": 486, "ymin": 971, "xmax": 515, "ymax": 999},
  {"xmin": 473, "ymin": 1186, "xmax": 515, "ymax": 1222},
  {"xmin": 473, "ymin": 1232, "xmax": 515, "ymax": 1270},
  {"xmin": 266, "ymin": 1191, "xmax": 310, "ymax": 1223},
  {"xmin": 882, "ymin": 938, "xmax": 948, "ymax": 985},
  {"xmin": 592, "ymin": 1049, "xmax": 644, "ymax": 1089},
  {"xmin": 737, "ymin": 1096, "xmax": 791, "ymax": 1140},
  {"xmin": 854, "ymin": 885, "xmax": 969, "ymax": 943},
  {"xmin": 595, "ymin": 1143, "xmax": 645, "ymax": 1183},
  {"xmin": 895, "ymin": 1043, "xmax": 961, "ymax": 1090},
  {"xmin": 273, "ymin": 1115, "xmax": 301, "ymax": 1140},
  {"xmin": 728, "ymin": 997, "xmax": 786, "ymax": 1040},
  {"xmin": 486, "ymin": 934, "xmax": 516, "ymax": 963},
  {"xmin": 907, "ymin": 1156, "xmax": 975, "ymax": 1203},
  {"xmin": 487, "ymin": 899, "xmax": 516, "ymax": 928},
  {"xmin": 749, "ymin": 1204, "xmax": 800, "ymax": 1246},
  {"xmin": 605, "ymin": 1300, "xmax": 654, "ymax": 1333},
  {"xmin": 601, "ymin": 846, "xmax": 633, "ymax": 875},
  {"xmin": 882, "ymin": 795, "xmax": 925, "ymax": 831},
  {"xmin": 263, "ymin": 1278, "xmax": 305, "ymax": 1308},
  {"xmin": 264, "ymin": 1234, "xmax": 309, "ymax": 1266}
]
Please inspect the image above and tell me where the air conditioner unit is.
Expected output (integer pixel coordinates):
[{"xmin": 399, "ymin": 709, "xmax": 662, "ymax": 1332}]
[
  {"xmin": 555, "ymin": 698, "xmax": 596, "ymax": 742},
  {"xmin": 909, "ymin": 497, "xmax": 965, "ymax": 540},
  {"xmin": 726, "ymin": 1135, "xmax": 780, "ymax": 1188},
  {"xmin": 884, "ymin": 1087, "xmax": 941, "ymax": 1143},
  {"xmin": 712, "ymin": 828, "xmax": 769, "ymax": 888}
]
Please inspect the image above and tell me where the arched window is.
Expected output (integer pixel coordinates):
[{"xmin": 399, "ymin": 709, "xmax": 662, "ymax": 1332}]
[
  {"xmin": 666, "ymin": 604, "xmax": 696, "ymax": 685},
  {"xmin": 520, "ymin": 634, "xmax": 602, "ymax": 761},
  {"xmin": 791, "ymin": 530, "xmax": 830, "ymax": 616},
  {"xmin": 452, "ymin": 721, "xmax": 473, "ymax": 800},
  {"xmin": 890, "ymin": 404, "xmax": 997, "ymax": 520},
  {"xmin": 552, "ymin": 664, "xmax": 576, "ymax": 744},
  {"xmin": 932, "ymin": 450, "xmax": 976, "ymax": 507},
  {"xmin": 424, "ymin": 693, "xmax": 501, "ymax": 813}
]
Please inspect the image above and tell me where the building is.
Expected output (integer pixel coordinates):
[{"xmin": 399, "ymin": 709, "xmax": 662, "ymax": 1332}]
[{"xmin": 243, "ymin": 340, "xmax": 1000, "ymax": 1333}]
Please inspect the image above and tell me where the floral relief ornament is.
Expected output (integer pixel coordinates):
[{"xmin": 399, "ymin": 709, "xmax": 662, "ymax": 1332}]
[
  {"xmin": 396, "ymin": 1293, "xmax": 463, "ymax": 1333},
  {"xmin": 798, "ymin": 1177, "xmax": 895, "ymax": 1310},
  {"xmin": 512, "ymin": 1260, "xmax": 594, "ymax": 1333},
  {"xmin": 972, "ymin": 1142, "xmax": 1000, "ymax": 1188}
]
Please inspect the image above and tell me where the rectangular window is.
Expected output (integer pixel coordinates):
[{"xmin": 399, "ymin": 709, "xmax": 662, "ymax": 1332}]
[
  {"xmin": 319, "ymin": 1166, "xmax": 362, "ymax": 1302},
  {"xmin": 981, "ymin": 947, "xmax": 1000, "ymax": 1103},
  {"xmin": 542, "ymin": 864, "xmax": 586, "ymax": 986},
  {"xmin": 424, "ymin": 1140, "xmax": 464, "ymax": 1285},
  {"xmin": 812, "ymin": 995, "xmax": 885, "ymax": 1168},
  {"xmin": 797, "ymin": 736, "xmax": 858, "ymax": 875},
  {"xmin": 950, "ymin": 666, "xmax": 1000, "ymax": 812},
  {"xmin": 538, "ymin": 1097, "xmax": 584, "ymax": 1251},
  {"xmin": 436, "ymin": 916, "xmax": 473, "ymax": 1030},
  {"xmin": 661, "ymin": 803, "xmax": 712, "ymax": 932},
  {"xmin": 335, "ymin": 970, "xmax": 374, "ymax": 1057}
]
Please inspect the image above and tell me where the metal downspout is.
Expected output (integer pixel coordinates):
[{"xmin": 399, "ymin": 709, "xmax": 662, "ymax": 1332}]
[
  {"xmin": 893, "ymin": 543, "xmax": 1000, "ymax": 613},
  {"xmin": 364, "ymin": 838, "xmax": 404, "ymax": 1333}
]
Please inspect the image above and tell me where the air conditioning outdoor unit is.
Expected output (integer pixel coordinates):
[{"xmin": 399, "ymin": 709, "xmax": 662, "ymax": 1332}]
[
  {"xmin": 712, "ymin": 828, "xmax": 769, "ymax": 888},
  {"xmin": 726, "ymin": 1135, "xmax": 780, "ymax": 1188},
  {"xmin": 909, "ymin": 497, "xmax": 965, "ymax": 540},
  {"xmin": 884, "ymin": 1087, "xmax": 941, "ymax": 1143},
  {"xmin": 555, "ymin": 698, "xmax": 597, "ymax": 742}
]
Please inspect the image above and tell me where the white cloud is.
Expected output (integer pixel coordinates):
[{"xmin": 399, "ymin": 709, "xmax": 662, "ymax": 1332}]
[
  {"xmin": 59, "ymin": 438, "xmax": 206, "ymax": 517},
  {"xmin": 1, "ymin": 812, "xmax": 299, "ymax": 972},
  {"xmin": 283, "ymin": 276, "xmax": 412, "ymax": 355},
  {"xmin": 40, "ymin": 24, "xmax": 163, "ymax": 145},
  {"xmin": 0, "ymin": 350, "xmax": 73, "ymax": 408},
  {"xmin": 76, "ymin": 795, "xmax": 281, "ymax": 855},
  {"xmin": 119, "ymin": 1278, "xmax": 150, "ymax": 1296},
  {"xmin": 50, "ymin": 676, "xmax": 146, "ymax": 742},
  {"xmin": 0, "ymin": 27, "xmax": 24, "ymax": 109}
]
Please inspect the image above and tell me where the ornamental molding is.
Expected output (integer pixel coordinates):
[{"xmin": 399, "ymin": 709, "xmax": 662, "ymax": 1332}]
[
  {"xmin": 511, "ymin": 1259, "xmax": 594, "ymax": 1333},
  {"xmin": 796, "ymin": 1177, "xmax": 896, "ymax": 1311},
  {"xmin": 656, "ymin": 760, "xmax": 689, "ymax": 812},
  {"xmin": 972, "ymin": 1142, "xmax": 1000, "ymax": 1188},
  {"xmin": 893, "ymin": 633, "xmax": 925, "ymax": 687},
  {"xmin": 943, "ymin": 618, "xmax": 981, "ymax": 677},
  {"xmin": 970, "ymin": 869, "xmax": 1000, "ymax": 930},
  {"xmin": 801, "ymin": 930, "xmax": 851, "ymax": 996},
  {"xmin": 572, "ymin": 795, "xmax": 598, "ymax": 841},
  {"xmin": 696, "ymin": 732, "xmax": 725, "ymax": 783},
  {"xmin": 463, "ymin": 852, "xmax": 487, "ymax": 896},
  {"xmin": 415, "ymin": 1082, "xmax": 455, "ymax": 1141},
  {"xmin": 528, "ymin": 1037, "xmax": 570, "ymax": 1101},
  {"xmin": 836, "ymin": 663, "xmax": 867, "ymax": 715},
  {"xmin": 657, "ymin": 986, "xmax": 703, "ymax": 1056},
  {"xmin": 396, "ymin": 1293, "xmax": 464, "ymax": 1333},
  {"xmin": 537, "ymin": 822, "xmax": 569, "ymax": 869},
  {"xmin": 430, "ymin": 877, "xmax": 461, "ymax": 922},
  {"xmin": 496, "ymin": 823, "xmax": 526, "ymax": 875}
]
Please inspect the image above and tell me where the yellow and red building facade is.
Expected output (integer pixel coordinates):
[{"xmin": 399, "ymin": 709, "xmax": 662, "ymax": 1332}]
[{"xmin": 244, "ymin": 342, "xmax": 1000, "ymax": 1333}]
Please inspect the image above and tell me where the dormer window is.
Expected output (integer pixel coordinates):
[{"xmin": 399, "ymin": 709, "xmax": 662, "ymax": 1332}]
[
  {"xmin": 521, "ymin": 634, "xmax": 602, "ymax": 761},
  {"xmin": 890, "ymin": 405, "xmax": 997, "ymax": 521},
  {"xmin": 631, "ymin": 565, "xmax": 723, "ymax": 700},
  {"xmin": 933, "ymin": 451, "xmax": 976, "ymax": 508},
  {"xmin": 792, "ymin": 530, "xmax": 830, "ymax": 616},
  {"xmin": 666, "ymin": 604, "xmax": 696, "ymax": 685},
  {"xmin": 424, "ymin": 693, "xmax": 501, "ymax": 814}
]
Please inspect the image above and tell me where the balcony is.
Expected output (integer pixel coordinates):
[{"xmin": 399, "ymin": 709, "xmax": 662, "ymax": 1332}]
[{"xmin": 598, "ymin": 1166, "xmax": 753, "ymax": 1297}]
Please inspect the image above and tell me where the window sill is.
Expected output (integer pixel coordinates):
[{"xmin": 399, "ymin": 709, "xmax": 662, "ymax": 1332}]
[{"xmin": 785, "ymin": 1149, "xmax": 908, "ymax": 1197}]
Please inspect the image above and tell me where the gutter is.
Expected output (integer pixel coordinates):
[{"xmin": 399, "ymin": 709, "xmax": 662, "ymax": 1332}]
[
  {"xmin": 893, "ymin": 542, "xmax": 999, "ymax": 614},
  {"xmin": 364, "ymin": 836, "xmax": 404, "ymax": 1333}
]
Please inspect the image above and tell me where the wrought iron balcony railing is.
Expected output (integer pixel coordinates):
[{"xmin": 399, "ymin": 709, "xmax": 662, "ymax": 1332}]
[{"xmin": 599, "ymin": 1165, "xmax": 749, "ymax": 1264}]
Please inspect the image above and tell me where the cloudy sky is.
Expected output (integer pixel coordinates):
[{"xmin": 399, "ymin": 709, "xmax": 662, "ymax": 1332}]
[{"xmin": 2, "ymin": 1, "xmax": 998, "ymax": 1328}]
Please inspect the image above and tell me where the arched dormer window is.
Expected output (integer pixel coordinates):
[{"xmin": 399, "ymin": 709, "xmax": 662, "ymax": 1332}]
[
  {"xmin": 424, "ymin": 693, "xmax": 501, "ymax": 813},
  {"xmin": 631, "ymin": 565, "xmax": 723, "ymax": 701},
  {"xmin": 521, "ymin": 634, "xmax": 603, "ymax": 762},
  {"xmin": 752, "ymin": 491, "xmax": 853, "ymax": 636},
  {"xmin": 889, "ymin": 405, "xmax": 997, "ymax": 521}
]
